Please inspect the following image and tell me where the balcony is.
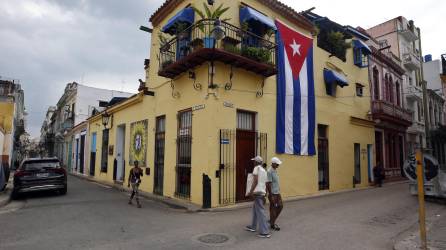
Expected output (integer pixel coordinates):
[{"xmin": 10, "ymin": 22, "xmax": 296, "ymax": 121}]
[
  {"xmin": 406, "ymin": 85, "xmax": 423, "ymax": 101},
  {"xmin": 62, "ymin": 118, "xmax": 73, "ymax": 130},
  {"xmin": 407, "ymin": 121, "xmax": 425, "ymax": 134},
  {"xmin": 398, "ymin": 28, "xmax": 418, "ymax": 42},
  {"xmin": 371, "ymin": 100, "xmax": 412, "ymax": 126},
  {"xmin": 158, "ymin": 19, "xmax": 277, "ymax": 79},
  {"xmin": 403, "ymin": 52, "xmax": 421, "ymax": 71}
]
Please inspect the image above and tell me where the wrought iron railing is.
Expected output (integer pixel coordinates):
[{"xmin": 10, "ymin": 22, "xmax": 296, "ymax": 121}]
[
  {"xmin": 159, "ymin": 19, "xmax": 276, "ymax": 71},
  {"xmin": 218, "ymin": 129, "xmax": 267, "ymax": 205},
  {"xmin": 372, "ymin": 100, "xmax": 413, "ymax": 123}
]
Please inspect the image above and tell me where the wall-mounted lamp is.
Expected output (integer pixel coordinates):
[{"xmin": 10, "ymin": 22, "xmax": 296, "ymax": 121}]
[{"xmin": 102, "ymin": 111, "xmax": 112, "ymax": 129}]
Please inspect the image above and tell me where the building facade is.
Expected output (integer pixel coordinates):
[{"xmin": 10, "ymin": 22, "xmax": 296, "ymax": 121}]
[
  {"xmin": 367, "ymin": 16, "xmax": 425, "ymax": 153},
  {"xmin": 42, "ymin": 82, "xmax": 132, "ymax": 164},
  {"xmin": 86, "ymin": 0, "xmax": 375, "ymax": 208},
  {"xmin": 0, "ymin": 78, "xmax": 27, "ymax": 168},
  {"xmin": 366, "ymin": 38, "xmax": 412, "ymax": 180}
]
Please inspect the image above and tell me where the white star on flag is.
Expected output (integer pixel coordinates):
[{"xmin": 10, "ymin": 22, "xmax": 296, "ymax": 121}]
[{"xmin": 290, "ymin": 39, "xmax": 301, "ymax": 56}]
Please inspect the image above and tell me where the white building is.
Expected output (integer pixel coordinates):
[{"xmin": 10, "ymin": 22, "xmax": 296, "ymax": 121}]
[{"xmin": 42, "ymin": 82, "xmax": 133, "ymax": 165}]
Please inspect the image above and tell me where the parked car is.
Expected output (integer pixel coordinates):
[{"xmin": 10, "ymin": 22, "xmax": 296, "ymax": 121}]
[{"xmin": 12, "ymin": 158, "xmax": 67, "ymax": 198}]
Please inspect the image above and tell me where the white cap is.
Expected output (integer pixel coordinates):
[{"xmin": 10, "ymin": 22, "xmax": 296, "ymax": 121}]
[
  {"xmin": 271, "ymin": 157, "xmax": 282, "ymax": 165},
  {"xmin": 251, "ymin": 156, "xmax": 263, "ymax": 163}
]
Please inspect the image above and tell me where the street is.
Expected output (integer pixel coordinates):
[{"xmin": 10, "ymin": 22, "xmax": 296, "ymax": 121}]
[{"xmin": 0, "ymin": 176, "xmax": 444, "ymax": 250}]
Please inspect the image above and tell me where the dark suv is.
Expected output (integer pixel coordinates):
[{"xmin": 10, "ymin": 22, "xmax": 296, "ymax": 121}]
[{"xmin": 12, "ymin": 158, "xmax": 67, "ymax": 198}]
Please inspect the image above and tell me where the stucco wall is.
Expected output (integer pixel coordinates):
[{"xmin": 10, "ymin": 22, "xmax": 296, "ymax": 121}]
[{"xmin": 87, "ymin": 0, "xmax": 374, "ymax": 207}]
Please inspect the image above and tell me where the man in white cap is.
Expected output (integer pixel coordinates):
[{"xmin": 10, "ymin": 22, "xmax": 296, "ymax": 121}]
[
  {"xmin": 245, "ymin": 155, "xmax": 271, "ymax": 238},
  {"xmin": 267, "ymin": 157, "xmax": 283, "ymax": 231}
]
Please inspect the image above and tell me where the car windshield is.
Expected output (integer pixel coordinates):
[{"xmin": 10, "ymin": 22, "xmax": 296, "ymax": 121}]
[{"xmin": 23, "ymin": 161, "xmax": 60, "ymax": 171}]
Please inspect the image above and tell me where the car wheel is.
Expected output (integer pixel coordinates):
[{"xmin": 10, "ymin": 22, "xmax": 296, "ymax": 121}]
[
  {"xmin": 60, "ymin": 185, "xmax": 67, "ymax": 195},
  {"xmin": 11, "ymin": 189, "xmax": 19, "ymax": 200}
]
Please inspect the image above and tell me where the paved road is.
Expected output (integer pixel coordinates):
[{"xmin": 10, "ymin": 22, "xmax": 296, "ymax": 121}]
[{"xmin": 0, "ymin": 176, "xmax": 445, "ymax": 250}]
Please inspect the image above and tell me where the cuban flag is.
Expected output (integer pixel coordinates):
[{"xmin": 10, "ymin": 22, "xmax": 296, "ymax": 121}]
[{"xmin": 275, "ymin": 20, "xmax": 315, "ymax": 156}]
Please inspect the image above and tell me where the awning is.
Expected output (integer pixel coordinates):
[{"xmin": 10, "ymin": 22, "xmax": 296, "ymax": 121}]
[
  {"xmin": 324, "ymin": 69, "xmax": 348, "ymax": 87},
  {"xmin": 161, "ymin": 7, "xmax": 195, "ymax": 35},
  {"xmin": 353, "ymin": 39, "xmax": 372, "ymax": 55},
  {"xmin": 240, "ymin": 6, "xmax": 276, "ymax": 30}
]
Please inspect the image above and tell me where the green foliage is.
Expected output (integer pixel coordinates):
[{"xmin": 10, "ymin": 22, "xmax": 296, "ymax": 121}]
[
  {"xmin": 158, "ymin": 33, "xmax": 169, "ymax": 47},
  {"xmin": 317, "ymin": 28, "xmax": 351, "ymax": 61},
  {"xmin": 192, "ymin": 3, "xmax": 230, "ymax": 19},
  {"xmin": 223, "ymin": 44, "xmax": 241, "ymax": 55},
  {"xmin": 241, "ymin": 46, "xmax": 271, "ymax": 64}
]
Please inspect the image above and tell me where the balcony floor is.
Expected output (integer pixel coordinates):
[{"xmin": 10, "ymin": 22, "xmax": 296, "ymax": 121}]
[{"xmin": 158, "ymin": 48, "xmax": 277, "ymax": 79}]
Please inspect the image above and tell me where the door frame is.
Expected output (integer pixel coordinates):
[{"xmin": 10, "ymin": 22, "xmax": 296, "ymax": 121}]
[
  {"xmin": 235, "ymin": 110, "xmax": 257, "ymax": 203},
  {"xmin": 115, "ymin": 124, "xmax": 126, "ymax": 182},
  {"xmin": 154, "ymin": 115, "xmax": 166, "ymax": 195}
]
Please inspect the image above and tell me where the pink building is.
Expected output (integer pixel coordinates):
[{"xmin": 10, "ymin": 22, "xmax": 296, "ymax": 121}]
[
  {"xmin": 366, "ymin": 36, "xmax": 412, "ymax": 181},
  {"xmin": 367, "ymin": 16, "xmax": 425, "ymax": 154}
]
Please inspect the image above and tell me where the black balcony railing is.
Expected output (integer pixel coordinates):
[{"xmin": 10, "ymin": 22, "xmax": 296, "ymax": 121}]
[{"xmin": 159, "ymin": 19, "xmax": 277, "ymax": 79}]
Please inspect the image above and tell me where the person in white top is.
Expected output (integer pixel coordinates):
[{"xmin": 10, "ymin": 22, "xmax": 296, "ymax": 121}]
[{"xmin": 245, "ymin": 156, "xmax": 271, "ymax": 238}]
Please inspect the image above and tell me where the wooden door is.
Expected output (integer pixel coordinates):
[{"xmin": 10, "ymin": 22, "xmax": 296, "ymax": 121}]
[{"xmin": 236, "ymin": 130, "xmax": 256, "ymax": 202}]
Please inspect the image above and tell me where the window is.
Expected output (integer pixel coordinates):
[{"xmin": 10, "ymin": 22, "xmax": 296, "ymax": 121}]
[
  {"xmin": 417, "ymin": 103, "xmax": 421, "ymax": 122},
  {"xmin": 389, "ymin": 76, "xmax": 394, "ymax": 104},
  {"xmin": 353, "ymin": 48, "xmax": 368, "ymax": 67},
  {"xmin": 356, "ymin": 83, "xmax": 364, "ymax": 97},
  {"xmin": 237, "ymin": 110, "xmax": 256, "ymax": 131},
  {"xmin": 396, "ymin": 81, "xmax": 401, "ymax": 106},
  {"xmin": 373, "ymin": 67, "xmax": 380, "ymax": 100}
]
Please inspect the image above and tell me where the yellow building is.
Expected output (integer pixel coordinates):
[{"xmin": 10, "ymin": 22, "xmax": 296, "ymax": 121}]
[
  {"xmin": 0, "ymin": 101, "xmax": 15, "ymax": 167},
  {"xmin": 86, "ymin": 0, "xmax": 375, "ymax": 208}
]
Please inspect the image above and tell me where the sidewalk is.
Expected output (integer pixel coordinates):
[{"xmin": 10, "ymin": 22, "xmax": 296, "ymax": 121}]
[
  {"xmin": 71, "ymin": 172, "xmax": 408, "ymax": 213},
  {"xmin": 394, "ymin": 202, "xmax": 446, "ymax": 250},
  {"xmin": 70, "ymin": 173, "xmax": 201, "ymax": 212},
  {"xmin": 0, "ymin": 174, "xmax": 13, "ymax": 208}
]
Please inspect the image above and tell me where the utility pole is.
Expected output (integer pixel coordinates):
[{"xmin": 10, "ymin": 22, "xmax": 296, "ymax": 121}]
[{"xmin": 416, "ymin": 26, "xmax": 428, "ymax": 250}]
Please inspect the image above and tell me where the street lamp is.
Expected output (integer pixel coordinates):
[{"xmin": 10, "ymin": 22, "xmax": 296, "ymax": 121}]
[{"xmin": 102, "ymin": 111, "xmax": 111, "ymax": 128}]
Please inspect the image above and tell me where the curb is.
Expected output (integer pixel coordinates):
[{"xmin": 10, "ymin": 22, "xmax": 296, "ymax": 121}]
[
  {"xmin": 200, "ymin": 180, "xmax": 409, "ymax": 212},
  {"xmin": 0, "ymin": 187, "xmax": 12, "ymax": 208},
  {"xmin": 69, "ymin": 173, "xmax": 200, "ymax": 212},
  {"xmin": 70, "ymin": 173, "xmax": 408, "ymax": 213},
  {"xmin": 0, "ymin": 174, "xmax": 14, "ymax": 208}
]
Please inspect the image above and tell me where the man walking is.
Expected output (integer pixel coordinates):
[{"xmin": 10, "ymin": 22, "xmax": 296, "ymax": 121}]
[
  {"xmin": 267, "ymin": 157, "xmax": 283, "ymax": 231},
  {"xmin": 245, "ymin": 156, "xmax": 271, "ymax": 238},
  {"xmin": 128, "ymin": 160, "xmax": 143, "ymax": 208},
  {"xmin": 373, "ymin": 162, "xmax": 384, "ymax": 187}
]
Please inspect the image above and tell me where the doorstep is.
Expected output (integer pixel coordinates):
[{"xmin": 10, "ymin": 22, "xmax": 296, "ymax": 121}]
[{"xmin": 69, "ymin": 173, "xmax": 201, "ymax": 212}]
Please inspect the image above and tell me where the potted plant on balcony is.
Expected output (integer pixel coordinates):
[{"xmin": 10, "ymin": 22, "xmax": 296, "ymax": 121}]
[
  {"xmin": 159, "ymin": 33, "xmax": 170, "ymax": 51},
  {"xmin": 175, "ymin": 22, "xmax": 190, "ymax": 40},
  {"xmin": 192, "ymin": 3, "xmax": 230, "ymax": 48}
]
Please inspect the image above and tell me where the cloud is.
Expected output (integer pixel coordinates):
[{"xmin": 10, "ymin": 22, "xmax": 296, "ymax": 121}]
[
  {"xmin": 0, "ymin": 0, "xmax": 163, "ymax": 138},
  {"xmin": 1, "ymin": 0, "xmax": 444, "ymax": 138}
]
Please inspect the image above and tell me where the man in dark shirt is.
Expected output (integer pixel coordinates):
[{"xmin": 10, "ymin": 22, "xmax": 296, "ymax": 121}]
[{"xmin": 128, "ymin": 161, "xmax": 143, "ymax": 208}]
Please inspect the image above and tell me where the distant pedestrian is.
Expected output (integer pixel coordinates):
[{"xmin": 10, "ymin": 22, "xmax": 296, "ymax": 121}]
[
  {"xmin": 267, "ymin": 157, "xmax": 283, "ymax": 231},
  {"xmin": 128, "ymin": 161, "xmax": 143, "ymax": 208},
  {"xmin": 373, "ymin": 162, "xmax": 384, "ymax": 187},
  {"xmin": 245, "ymin": 156, "xmax": 271, "ymax": 238}
]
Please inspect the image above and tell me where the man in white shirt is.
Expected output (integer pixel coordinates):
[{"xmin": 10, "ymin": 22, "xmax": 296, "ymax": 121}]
[{"xmin": 245, "ymin": 156, "xmax": 271, "ymax": 238}]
